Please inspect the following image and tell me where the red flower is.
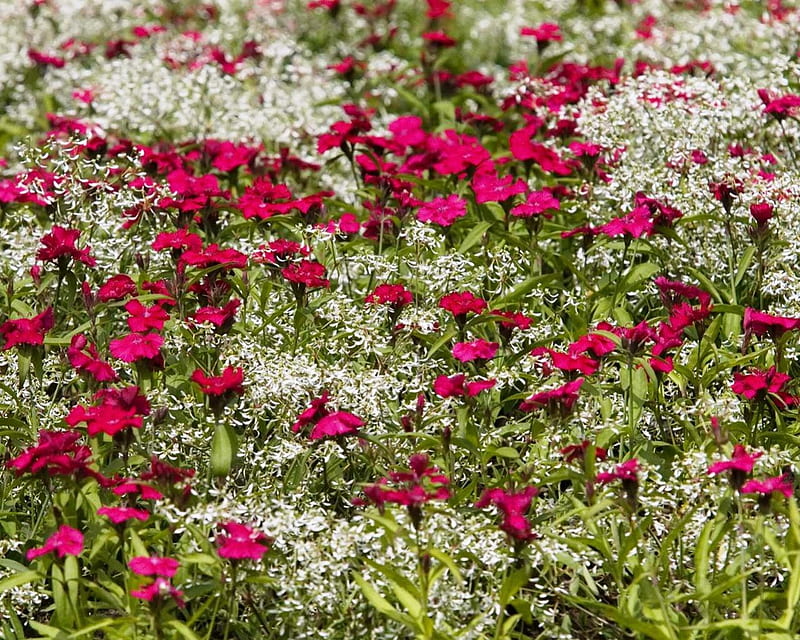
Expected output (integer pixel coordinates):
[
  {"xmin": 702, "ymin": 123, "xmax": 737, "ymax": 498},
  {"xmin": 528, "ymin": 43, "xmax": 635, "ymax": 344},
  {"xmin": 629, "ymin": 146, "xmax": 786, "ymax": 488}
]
[
  {"xmin": 131, "ymin": 577, "xmax": 184, "ymax": 607},
  {"xmin": 520, "ymin": 22, "xmax": 562, "ymax": 43},
  {"xmin": 597, "ymin": 459, "xmax": 640, "ymax": 485},
  {"xmin": 67, "ymin": 334, "xmax": 118, "ymax": 382},
  {"xmin": 180, "ymin": 244, "xmax": 247, "ymax": 271},
  {"xmin": 151, "ymin": 228, "xmax": 203, "ymax": 253},
  {"xmin": 416, "ymin": 194, "xmax": 467, "ymax": 226},
  {"xmin": 365, "ymin": 284, "xmax": 413, "ymax": 307},
  {"xmin": 37, "ymin": 226, "xmax": 96, "ymax": 267},
  {"xmin": 561, "ymin": 440, "xmax": 608, "ymax": 464},
  {"xmin": 530, "ymin": 347, "xmax": 599, "ymax": 376},
  {"xmin": 0, "ymin": 307, "xmax": 54, "ymax": 350},
  {"xmin": 309, "ymin": 411, "xmax": 364, "ymax": 440},
  {"xmin": 439, "ymin": 291, "xmax": 487, "ymax": 319},
  {"xmin": 743, "ymin": 307, "xmax": 800, "ymax": 341},
  {"xmin": 475, "ymin": 486, "xmax": 539, "ymax": 541},
  {"xmin": 741, "ymin": 475, "xmax": 793, "ymax": 499},
  {"xmin": 433, "ymin": 374, "xmax": 495, "ymax": 398},
  {"xmin": 216, "ymin": 522, "xmax": 270, "ymax": 560},
  {"xmin": 510, "ymin": 190, "xmax": 560, "ymax": 218},
  {"xmin": 281, "ymin": 261, "xmax": 330, "ymax": 289},
  {"xmin": 97, "ymin": 274, "xmax": 137, "ymax": 302},
  {"xmin": 520, "ymin": 378, "xmax": 584, "ymax": 416},
  {"xmin": 109, "ymin": 332, "xmax": 163, "ymax": 362},
  {"xmin": 125, "ymin": 300, "xmax": 169, "ymax": 332},
  {"xmin": 6, "ymin": 430, "xmax": 95, "ymax": 479},
  {"xmin": 732, "ymin": 366, "xmax": 797, "ymax": 407},
  {"xmin": 27, "ymin": 525, "xmax": 84, "ymax": 561},
  {"xmin": 708, "ymin": 444, "xmax": 762, "ymax": 476},
  {"xmin": 129, "ymin": 556, "xmax": 179, "ymax": 578},
  {"xmin": 359, "ymin": 454, "xmax": 451, "ymax": 528},
  {"xmin": 750, "ymin": 202, "xmax": 774, "ymax": 226},
  {"xmin": 452, "ymin": 339, "xmax": 498, "ymax": 362},
  {"xmin": 191, "ymin": 366, "xmax": 244, "ymax": 396},
  {"xmin": 471, "ymin": 168, "xmax": 526, "ymax": 204},
  {"xmin": 97, "ymin": 506, "xmax": 150, "ymax": 524},
  {"xmin": 66, "ymin": 403, "xmax": 143, "ymax": 437},
  {"xmin": 758, "ymin": 88, "xmax": 800, "ymax": 120}
]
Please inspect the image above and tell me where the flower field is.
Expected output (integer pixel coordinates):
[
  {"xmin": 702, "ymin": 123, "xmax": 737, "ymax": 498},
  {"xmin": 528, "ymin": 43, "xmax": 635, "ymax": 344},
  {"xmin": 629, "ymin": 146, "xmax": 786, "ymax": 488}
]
[{"xmin": 3, "ymin": 0, "xmax": 800, "ymax": 638}]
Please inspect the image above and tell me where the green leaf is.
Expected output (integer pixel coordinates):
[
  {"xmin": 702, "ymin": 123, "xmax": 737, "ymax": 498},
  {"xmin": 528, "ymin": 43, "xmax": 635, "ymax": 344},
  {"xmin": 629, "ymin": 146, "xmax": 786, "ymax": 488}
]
[
  {"xmin": 0, "ymin": 569, "xmax": 39, "ymax": 594},
  {"xmin": 353, "ymin": 572, "xmax": 414, "ymax": 626},
  {"xmin": 499, "ymin": 566, "xmax": 530, "ymax": 607},
  {"xmin": 457, "ymin": 221, "xmax": 493, "ymax": 253},
  {"xmin": 166, "ymin": 620, "xmax": 203, "ymax": 640}
]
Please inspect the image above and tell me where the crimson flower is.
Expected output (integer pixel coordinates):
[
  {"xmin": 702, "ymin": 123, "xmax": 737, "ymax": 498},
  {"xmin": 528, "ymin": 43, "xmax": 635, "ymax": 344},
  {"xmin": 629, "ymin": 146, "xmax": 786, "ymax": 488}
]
[
  {"xmin": 750, "ymin": 203, "xmax": 774, "ymax": 226},
  {"xmin": 36, "ymin": 225, "xmax": 96, "ymax": 267},
  {"xmin": 109, "ymin": 332, "xmax": 164, "ymax": 362},
  {"xmin": 151, "ymin": 228, "xmax": 203, "ymax": 253},
  {"xmin": 475, "ymin": 486, "xmax": 539, "ymax": 542},
  {"xmin": 743, "ymin": 307, "xmax": 800, "ymax": 342},
  {"xmin": 439, "ymin": 291, "xmax": 487, "ymax": 320},
  {"xmin": 597, "ymin": 459, "xmax": 639, "ymax": 485},
  {"xmin": 131, "ymin": 577, "xmax": 184, "ymax": 608},
  {"xmin": 97, "ymin": 274, "xmax": 138, "ymax": 302},
  {"xmin": 732, "ymin": 366, "xmax": 797, "ymax": 407},
  {"xmin": 67, "ymin": 334, "xmax": 118, "ymax": 382},
  {"xmin": 5, "ymin": 430, "xmax": 101, "ymax": 481},
  {"xmin": 0, "ymin": 307, "xmax": 54, "ymax": 350},
  {"xmin": 191, "ymin": 366, "xmax": 244, "ymax": 396},
  {"xmin": 281, "ymin": 260, "xmax": 330, "ymax": 289},
  {"xmin": 216, "ymin": 522, "xmax": 270, "ymax": 560},
  {"xmin": 433, "ymin": 374, "xmax": 496, "ymax": 398},
  {"xmin": 741, "ymin": 475, "xmax": 793, "ymax": 499},
  {"xmin": 520, "ymin": 378, "xmax": 584, "ymax": 416},
  {"xmin": 365, "ymin": 283, "xmax": 413, "ymax": 308},
  {"xmin": 708, "ymin": 444, "xmax": 762, "ymax": 491},
  {"xmin": 97, "ymin": 506, "xmax": 150, "ymax": 524},
  {"xmin": 309, "ymin": 411, "xmax": 364, "ymax": 440},
  {"xmin": 452, "ymin": 339, "xmax": 498, "ymax": 362},
  {"xmin": 520, "ymin": 22, "xmax": 562, "ymax": 44},
  {"xmin": 560, "ymin": 440, "xmax": 608, "ymax": 464},
  {"xmin": 531, "ymin": 347, "xmax": 599, "ymax": 376},
  {"xmin": 471, "ymin": 169, "xmax": 526, "ymax": 204},
  {"xmin": 510, "ymin": 190, "xmax": 560, "ymax": 218},
  {"xmin": 416, "ymin": 195, "xmax": 468, "ymax": 226},
  {"xmin": 358, "ymin": 454, "xmax": 450, "ymax": 528},
  {"xmin": 758, "ymin": 89, "xmax": 800, "ymax": 120},
  {"xmin": 129, "ymin": 556, "xmax": 179, "ymax": 578},
  {"xmin": 125, "ymin": 300, "xmax": 170, "ymax": 332},
  {"xmin": 27, "ymin": 525, "xmax": 84, "ymax": 561}
]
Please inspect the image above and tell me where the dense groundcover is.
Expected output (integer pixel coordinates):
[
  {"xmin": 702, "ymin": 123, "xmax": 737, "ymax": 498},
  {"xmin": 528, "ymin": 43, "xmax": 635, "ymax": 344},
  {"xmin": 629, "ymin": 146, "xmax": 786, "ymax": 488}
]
[{"xmin": 3, "ymin": 0, "xmax": 800, "ymax": 638}]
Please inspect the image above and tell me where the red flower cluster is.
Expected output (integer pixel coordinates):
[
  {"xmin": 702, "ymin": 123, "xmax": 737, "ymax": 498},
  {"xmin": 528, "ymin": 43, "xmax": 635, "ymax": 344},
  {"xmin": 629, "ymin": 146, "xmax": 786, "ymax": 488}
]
[
  {"xmin": 475, "ymin": 485, "xmax": 539, "ymax": 541},
  {"xmin": 27, "ymin": 524, "xmax": 84, "ymax": 561},
  {"xmin": 37, "ymin": 225, "xmax": 96, "ymax": 267},
  {"xmin": 0, "ymin": 307, "xmax": 54, "ymax": 350},
  {"xmin": 216, "ymin": 522, "xmax": 270, "ymax": 560},
  {"xmin": 291, "ymin": 392, "xmax": 364, "ymax": 440}
]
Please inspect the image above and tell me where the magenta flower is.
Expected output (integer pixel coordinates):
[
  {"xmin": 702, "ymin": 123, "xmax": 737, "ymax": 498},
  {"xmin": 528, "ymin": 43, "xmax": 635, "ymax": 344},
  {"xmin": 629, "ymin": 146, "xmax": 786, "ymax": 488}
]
[
  {"xmin": 743, "ymin": 307, "xmax": 800, "ymax": 341},
  {"xmin": 471, "ymin": 168, "xmax": 526, "ymax": 204},
  {"xmin": 475, "ymin": 486, "xmax": 539, "ymax": 542},
  {"xmin": 129, "ymin": 556, "xmax": 179, "ymax": 578},
  {"xmin": 36, "ymin": 225, "xmax": 96, "ymax": 267},
  {"xmin": 530, "ymin": 347, "xmax": 599, "ymax": 376},
  {"xmin": 416, "ymin": 195, "xmax": 468, "ymax": 226},
  {"xmin": 732, "ymin": 366, "xmax": 797, "ymax": 407},
  {"xmin": 97, "ymin": 506, "xmax": 150, "ymax": 524},
  {"xmin": 131, "ymin": 577, "xmax": 184, "ymax": 608},
  {"xmin": 191, "ymin": 367, "xmax": 245, "ymax": 397},
  {"xmin": 365, "ymin": 284, "xmax": 413, "ymax": 308},
  {"xmin": 0, "ymin": 307, "xmax": 54, "ymax": 350},
  {"xmin": 97, "ymin": 274, "xmax": 138, "ymax": 302},
  {"xmin": 216, "ymin": 522, "xmax": 270, "ymax": 560},
  {"xmin": 519, "ymin": 378, "xmax": 583, "ymax": 417},
  {"xmin": 596, "ymin": 459, "xmax": 640, "ymax": 485},
  {"xmin": 452, "ymin": 339, "xmax": 498, "ymax": 362},
  {"xmin": 433, "ymin": 374, "xmax": 495, "ymax": 398},
  {"xmin": 27, "ymin": 525, "xmax": 84, "ymax": 561},
  {"xmin": 309, "ymin": 411, "xmax": 364, "ymax": 440},
  {"xmin": 708, "ymin": 444, "xmax": 762, "ymax": 491},
  {"xmin": 124, "ymin": 300, "xmax": 170, "ymax": 332},
  {"xmin": 741, "ymin": 475, "xmax": 793, "ymax": 499},
  {"xmin": 358, "ymin": 454, "xmax": 451, "ymax": 528},
  {"xmin": 510, "ymin": 190, "xmax": 560, "ymax": 218},
  {"xmin": 439, "ymin": 291, "xmax": 487, "ymax": 319},
  {"xmin": 281, "ymin": 260, "xmax": 330, "ymax": 289},
  {"xmin": 67, "ymin": 334, "xmax": 118, "ymax": 382},
  {"xmin": 109, "ymin": 332, "xmax": 164, "ymax": 363}
]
